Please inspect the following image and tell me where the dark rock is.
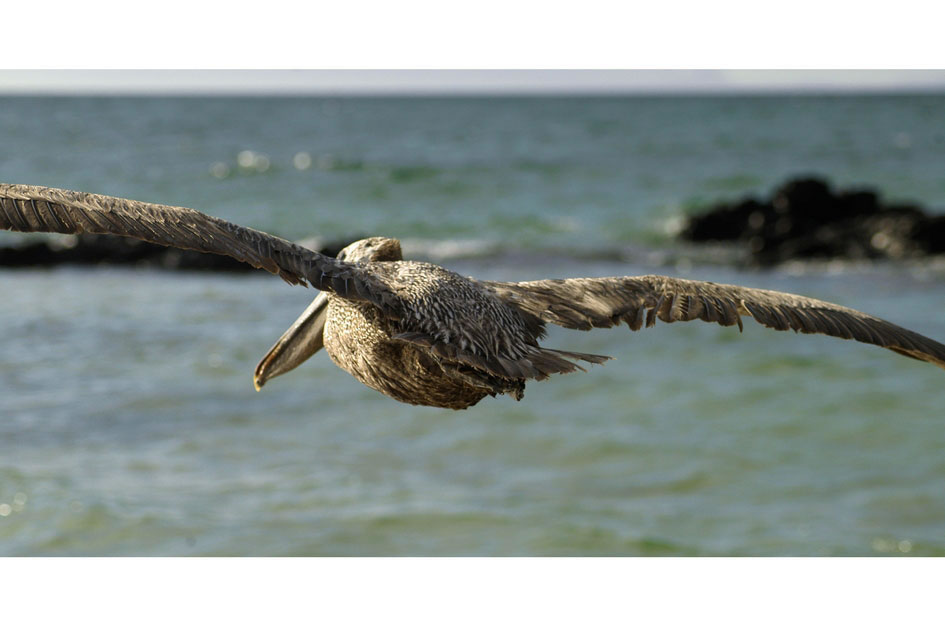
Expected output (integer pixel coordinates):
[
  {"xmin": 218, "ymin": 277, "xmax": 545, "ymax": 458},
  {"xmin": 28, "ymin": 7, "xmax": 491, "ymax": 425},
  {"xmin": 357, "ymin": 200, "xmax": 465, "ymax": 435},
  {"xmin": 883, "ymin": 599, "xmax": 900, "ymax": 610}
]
[
  {"xmin": 0, "ymin": 241, "xmax": 59, "ymax": 267},
  {"xmin": 680, "ymin": 176, "xmax": 945, "ymax": 266},
  {"xmin": 679, "ymin": 198, "xmax": 768, "ymax": 242},
  {"xmin": 911, "ymin": 214, "xmax": 945, "ymax": 255}
]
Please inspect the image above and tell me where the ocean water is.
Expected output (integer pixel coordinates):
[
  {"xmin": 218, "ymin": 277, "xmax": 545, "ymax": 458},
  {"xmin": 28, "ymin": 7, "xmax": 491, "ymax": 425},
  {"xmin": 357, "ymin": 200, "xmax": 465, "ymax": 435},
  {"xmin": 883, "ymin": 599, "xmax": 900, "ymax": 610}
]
[{"xmin": 1, "ymin": 95, "xmax": 944, "ymax": 556}]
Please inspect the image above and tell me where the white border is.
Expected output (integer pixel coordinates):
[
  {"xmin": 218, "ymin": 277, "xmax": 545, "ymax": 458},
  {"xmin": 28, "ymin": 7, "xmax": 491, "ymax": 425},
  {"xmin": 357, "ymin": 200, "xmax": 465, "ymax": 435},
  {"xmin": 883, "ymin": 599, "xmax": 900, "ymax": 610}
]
[
  {"xmin": 4, "ymin": 2, "xmax": 945, "ymax": 70},
  {"xmin": 1, "ymin": 558, "xmax": 941, "ymax": 628}
]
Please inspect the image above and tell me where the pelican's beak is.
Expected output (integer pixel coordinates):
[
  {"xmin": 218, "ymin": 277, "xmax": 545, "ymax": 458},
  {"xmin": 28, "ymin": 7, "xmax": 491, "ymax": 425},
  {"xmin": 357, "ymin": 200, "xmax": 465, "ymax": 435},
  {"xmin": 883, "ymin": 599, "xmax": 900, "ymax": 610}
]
[{"xmin": 254, "ymin": 292, "xmax": 330, "ymax": 390}]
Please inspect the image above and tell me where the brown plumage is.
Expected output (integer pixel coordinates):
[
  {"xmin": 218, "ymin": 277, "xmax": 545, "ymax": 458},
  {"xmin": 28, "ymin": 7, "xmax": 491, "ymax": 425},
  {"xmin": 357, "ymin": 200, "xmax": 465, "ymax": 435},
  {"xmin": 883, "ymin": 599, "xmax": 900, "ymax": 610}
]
[{"xmin": 2, "ymin": 183, "xmax": 944, "ymax": 410}]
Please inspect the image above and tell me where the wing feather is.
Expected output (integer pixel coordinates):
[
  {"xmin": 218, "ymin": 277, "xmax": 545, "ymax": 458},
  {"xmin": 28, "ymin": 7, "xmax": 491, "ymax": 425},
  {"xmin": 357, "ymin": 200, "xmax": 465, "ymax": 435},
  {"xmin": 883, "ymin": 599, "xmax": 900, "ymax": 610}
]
[
  {"xmin": 0, "ymin": 183, "xmax": 398, "ymax": 310},
  {"xmin": 480, "ymin": 274, "xmax": 945, "ymax": 371}
]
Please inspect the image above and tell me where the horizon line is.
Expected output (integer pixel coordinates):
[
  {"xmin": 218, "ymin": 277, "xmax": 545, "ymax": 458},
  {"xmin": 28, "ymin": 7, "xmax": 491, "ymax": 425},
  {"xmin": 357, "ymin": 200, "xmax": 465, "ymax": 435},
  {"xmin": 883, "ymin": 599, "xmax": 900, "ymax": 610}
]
[{"xmin": 3, "ymin": 70, "xmax": 945, "ymax": 97}]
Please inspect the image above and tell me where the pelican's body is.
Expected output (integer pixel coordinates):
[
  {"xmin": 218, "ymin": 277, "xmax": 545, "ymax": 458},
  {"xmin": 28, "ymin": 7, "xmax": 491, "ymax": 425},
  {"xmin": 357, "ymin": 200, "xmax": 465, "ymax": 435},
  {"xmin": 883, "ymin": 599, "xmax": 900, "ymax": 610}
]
[
  {"xmin": 322, "ymin": 284, "xmax": 504, "ymax": 409},
  {"xmin": 255, "ymin": 243, "xmax": 608, "ymax": 409},
  {"xmin": 3, "ymin": 183, "xmax": 945, "ymax": 411}
]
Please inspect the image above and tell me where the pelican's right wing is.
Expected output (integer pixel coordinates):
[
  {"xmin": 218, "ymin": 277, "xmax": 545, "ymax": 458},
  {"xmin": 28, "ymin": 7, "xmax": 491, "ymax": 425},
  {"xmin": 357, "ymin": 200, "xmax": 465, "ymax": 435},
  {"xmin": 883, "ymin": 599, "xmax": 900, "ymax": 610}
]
[
  {"xmin": 480, "ymin": 274, "xmax": 945, "ymax": 371},
  {"xmin": 0, "ymin": 183, "xmax": 396, "ymax": 307}
]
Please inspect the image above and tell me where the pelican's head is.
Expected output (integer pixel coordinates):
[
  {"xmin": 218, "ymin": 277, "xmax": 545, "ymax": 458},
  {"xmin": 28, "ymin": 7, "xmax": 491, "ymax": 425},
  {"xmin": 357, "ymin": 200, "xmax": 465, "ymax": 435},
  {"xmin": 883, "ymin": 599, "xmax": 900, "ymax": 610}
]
[{"xmin": 337, "ymin": 237, "xmax": 403, "ymax": 263}]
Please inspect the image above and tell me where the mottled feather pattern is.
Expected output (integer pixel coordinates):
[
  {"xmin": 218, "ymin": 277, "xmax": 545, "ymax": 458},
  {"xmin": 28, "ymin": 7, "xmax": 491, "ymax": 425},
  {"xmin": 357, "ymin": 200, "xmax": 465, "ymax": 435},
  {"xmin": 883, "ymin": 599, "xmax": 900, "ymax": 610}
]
[
  {"xmin": 322, "ymin": 294, "xmax": 505, "ymax": 409},
  {"xmin": 370, "ymin": 261, "xmax": 591, "ymax": 381}
]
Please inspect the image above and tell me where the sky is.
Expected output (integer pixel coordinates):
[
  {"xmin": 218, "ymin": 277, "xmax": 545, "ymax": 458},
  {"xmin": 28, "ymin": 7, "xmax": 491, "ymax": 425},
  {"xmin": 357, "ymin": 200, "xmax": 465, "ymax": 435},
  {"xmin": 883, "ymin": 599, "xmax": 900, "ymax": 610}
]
[{"xmin": 1, "ymin": 70, "xmax": 944, "ymax": 96}]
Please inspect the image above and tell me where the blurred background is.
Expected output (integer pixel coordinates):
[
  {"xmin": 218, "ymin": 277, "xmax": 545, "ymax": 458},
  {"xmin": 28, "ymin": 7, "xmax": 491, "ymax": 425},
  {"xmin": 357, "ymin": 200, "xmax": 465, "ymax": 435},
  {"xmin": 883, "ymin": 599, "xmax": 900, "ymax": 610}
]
[{"xmin": 1, "ymin": 70, "xmax": 944, "ymax": 555}]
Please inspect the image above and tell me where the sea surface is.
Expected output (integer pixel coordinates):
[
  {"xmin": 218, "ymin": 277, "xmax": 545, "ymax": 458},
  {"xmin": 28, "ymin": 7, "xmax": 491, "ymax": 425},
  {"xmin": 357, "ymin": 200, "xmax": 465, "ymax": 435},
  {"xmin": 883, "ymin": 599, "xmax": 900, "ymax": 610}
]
[{"xmin": 1, "ymin": 94, "xmax": 944, "ymax": 555}]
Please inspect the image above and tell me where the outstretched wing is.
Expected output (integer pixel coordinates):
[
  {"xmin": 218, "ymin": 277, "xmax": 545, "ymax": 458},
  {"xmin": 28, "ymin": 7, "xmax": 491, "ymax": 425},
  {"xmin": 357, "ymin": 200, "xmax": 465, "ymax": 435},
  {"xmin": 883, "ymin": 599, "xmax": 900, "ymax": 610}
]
[
  {"xmin": 0, "ymin": 183, "xmax": 396, "ymax": 308},
  {"xmin": 480, "ymin": 274, "xmax": 945, "ymax": 370}
]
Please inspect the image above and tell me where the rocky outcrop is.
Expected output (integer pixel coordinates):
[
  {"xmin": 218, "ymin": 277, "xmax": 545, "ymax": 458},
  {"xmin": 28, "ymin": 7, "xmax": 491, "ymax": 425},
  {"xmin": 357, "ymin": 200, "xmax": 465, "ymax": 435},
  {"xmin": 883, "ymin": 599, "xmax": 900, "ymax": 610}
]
[{"xmin": 680, "ymin": 177, "xmax": 945, "ymax": 266}]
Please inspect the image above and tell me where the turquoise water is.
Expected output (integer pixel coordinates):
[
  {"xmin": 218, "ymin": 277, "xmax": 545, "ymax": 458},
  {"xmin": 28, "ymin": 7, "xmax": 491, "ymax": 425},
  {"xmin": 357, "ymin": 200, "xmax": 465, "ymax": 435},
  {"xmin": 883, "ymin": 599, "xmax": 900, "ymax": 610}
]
[{"xmin": 1, "ymin": 95, "xmax": 944, "ymax": 555}]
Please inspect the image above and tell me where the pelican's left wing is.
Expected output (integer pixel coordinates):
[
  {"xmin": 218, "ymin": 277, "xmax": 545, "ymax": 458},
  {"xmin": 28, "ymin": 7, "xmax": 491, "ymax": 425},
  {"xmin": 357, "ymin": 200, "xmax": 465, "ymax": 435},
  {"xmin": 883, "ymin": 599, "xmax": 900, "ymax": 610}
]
[
  {"xmin": 0, "ymin": 184, "xmax": 398, "ymax": 309},
  {"xmin": 480, "ymin": 274, "xmax": 945, "ymax": 371}
]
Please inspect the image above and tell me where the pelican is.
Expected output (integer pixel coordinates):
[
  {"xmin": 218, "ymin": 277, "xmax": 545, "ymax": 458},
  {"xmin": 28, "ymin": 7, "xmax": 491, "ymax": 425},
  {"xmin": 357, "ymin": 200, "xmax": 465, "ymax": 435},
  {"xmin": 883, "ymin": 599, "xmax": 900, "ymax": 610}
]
[{"xmin": 2, "ymin": 183, "xmax": 944, "ymax": 410}]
